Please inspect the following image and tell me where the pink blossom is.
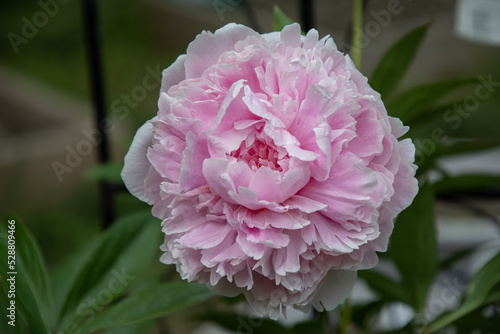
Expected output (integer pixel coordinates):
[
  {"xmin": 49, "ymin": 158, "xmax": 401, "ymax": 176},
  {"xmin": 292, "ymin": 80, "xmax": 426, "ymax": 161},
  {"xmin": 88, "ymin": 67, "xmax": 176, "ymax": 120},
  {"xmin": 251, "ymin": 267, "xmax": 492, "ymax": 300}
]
[{"xmin": 122, "ymin": 23, "xmax": 418, "ymax": 319}]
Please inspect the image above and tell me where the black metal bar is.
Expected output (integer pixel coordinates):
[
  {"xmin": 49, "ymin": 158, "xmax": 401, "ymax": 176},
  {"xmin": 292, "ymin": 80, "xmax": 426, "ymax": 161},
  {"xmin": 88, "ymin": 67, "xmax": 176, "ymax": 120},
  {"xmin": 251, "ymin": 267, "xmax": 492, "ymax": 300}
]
[
  {"xmin": 82, "ymin": 0, "xmax": 115, "ymax": 228},
  {"xmin": 242, "ymin": 0, "xmax": 261, "ymax": 33},
  {"xmin": 300, "ymin": 0, "xmax": 313, "ymax": 32},
  {"xmin": 341, "ymin": 0, "xmax": 370, "ymax": 54}
]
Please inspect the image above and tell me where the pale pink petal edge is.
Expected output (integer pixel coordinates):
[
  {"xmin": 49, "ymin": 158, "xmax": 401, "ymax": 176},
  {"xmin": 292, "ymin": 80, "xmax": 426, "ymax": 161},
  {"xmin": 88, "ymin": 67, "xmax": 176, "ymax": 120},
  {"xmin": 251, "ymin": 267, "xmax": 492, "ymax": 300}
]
[{"xmin": 121, "ymin": 117, "xmax": 156, "ymax": 202}]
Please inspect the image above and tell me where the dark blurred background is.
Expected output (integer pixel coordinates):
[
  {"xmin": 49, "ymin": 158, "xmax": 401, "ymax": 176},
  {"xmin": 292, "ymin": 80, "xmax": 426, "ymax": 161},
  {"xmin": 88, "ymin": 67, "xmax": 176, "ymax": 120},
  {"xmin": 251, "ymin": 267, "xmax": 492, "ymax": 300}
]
[{"xmin": 1, "ymin": 0, "xmax": 499, "ymax": 273}]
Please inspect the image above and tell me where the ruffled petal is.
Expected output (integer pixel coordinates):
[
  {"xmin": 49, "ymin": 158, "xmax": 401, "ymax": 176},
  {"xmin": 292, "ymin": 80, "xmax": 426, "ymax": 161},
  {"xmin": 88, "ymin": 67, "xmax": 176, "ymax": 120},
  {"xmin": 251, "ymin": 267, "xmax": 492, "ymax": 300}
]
[
  {"xmin": 185, "ymin": 23, "xmax": 260, "ymax": 79},
  {"xmin": 122, "ymin": 119, "xmax": 155, "ymax": 202},
  {"xmin": 311, "ymin": 270, "xmax": 357, "ymax": 311}
]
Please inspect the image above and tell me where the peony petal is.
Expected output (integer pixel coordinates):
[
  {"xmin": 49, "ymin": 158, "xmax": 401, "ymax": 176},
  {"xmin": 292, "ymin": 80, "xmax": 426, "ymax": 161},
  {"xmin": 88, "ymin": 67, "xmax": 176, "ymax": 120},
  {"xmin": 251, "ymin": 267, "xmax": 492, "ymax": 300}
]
[
  {"xmin": 243, "ymin": 225, "xmax": 290, "ymax": 248},
  {"xmin": 179, "ymin": 132, "xmax": 210, "ymax": 191},
  {"xmin": 303, "ymin": 28, "xmax": 320, "ymax": 50},
  {"xmin": 122, "ymin": 119, "xmax": 155, "ymax": 202},
  {"xmin": 280, "ymin": 23, "xmax": 301, "ymax": 48},
  {"xmin": 185, "ymin": 23, "xmax": 259, "ymax": 79},
  {"xmin": 347, "ymin": 107, "xmax": 385, "ymax": 158},
  {"xmin": 236, "ymin": 208, "xmax": 310, "ymax": 230},
  {"xmin": 179, "ymin": 221, "xmax": 233, "ymax": 249},
  {"xmin": 161, "ymin": 54, "xmax": 187, "ymax": 94},
  {"xmin": 311, "ymin": 270, "xmax": 357, "ymax": 311},
  {"xmin": 213, "ymin": 80, "xmax": 258, "ymax": 133},
  {"xmin": 202, "ymin": 158, "xmax": 237, "ymax": 203},
  {"xmin": 300, "ymin": 153, "xmax": 378, "ymax": 204},
  {"xmin": 284, "ymin": 195, "xmax": 327, "ymax": 213},
  {"xmin": 247, "ymin": 166, "xmax": 311, "ymax": 204}
]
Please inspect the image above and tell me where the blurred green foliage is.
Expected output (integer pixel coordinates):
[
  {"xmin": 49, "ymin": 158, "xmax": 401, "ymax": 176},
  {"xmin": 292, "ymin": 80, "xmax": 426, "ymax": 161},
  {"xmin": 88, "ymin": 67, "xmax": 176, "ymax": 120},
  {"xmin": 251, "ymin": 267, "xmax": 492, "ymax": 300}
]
[
  {"xmin": 1, "ymin": 3, "xmax": 500, "ymax": 334},
  {"xmin": 0, "ymin": 0, "xmax": 178, "ymax": 268}
]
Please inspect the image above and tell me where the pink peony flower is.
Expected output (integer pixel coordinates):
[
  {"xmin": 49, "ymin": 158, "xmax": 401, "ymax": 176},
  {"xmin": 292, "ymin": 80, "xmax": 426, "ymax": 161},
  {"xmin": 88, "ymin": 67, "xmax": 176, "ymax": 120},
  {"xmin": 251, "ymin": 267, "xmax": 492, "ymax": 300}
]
[{"xmin": 122, "ymin": 23, "xmax": 418, "ymax": 319}]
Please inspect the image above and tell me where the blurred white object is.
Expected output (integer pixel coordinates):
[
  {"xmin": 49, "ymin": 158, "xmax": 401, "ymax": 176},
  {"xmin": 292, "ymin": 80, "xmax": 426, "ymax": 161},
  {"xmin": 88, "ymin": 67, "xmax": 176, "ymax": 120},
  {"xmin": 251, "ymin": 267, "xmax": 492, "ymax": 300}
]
[
  {"xmin": 455, "ymin": 0, "xmax": 500, "ymax": 46},
  {"xmin": 438, "ymin": 146, "xmax": 500, "ymax": 176}
]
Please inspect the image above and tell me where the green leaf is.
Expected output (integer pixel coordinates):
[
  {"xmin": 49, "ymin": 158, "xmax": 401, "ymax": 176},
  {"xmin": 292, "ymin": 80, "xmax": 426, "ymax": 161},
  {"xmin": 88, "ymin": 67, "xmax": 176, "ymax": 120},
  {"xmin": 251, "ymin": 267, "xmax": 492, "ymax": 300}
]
[
  {"xmin": 433, "ymin": 139, "xmax": 500, "ymax": 159},
  {"xmin": 424, "ymin": 251, "xmax": 500, "ymax": 333},
  {"xmin": 402, "ymin": 101, "xmax": 462, "ymax": 139},
  {"xmin": 439, "ymin": 245, "xmax": 478, "ymax": 270},
  {"xmin": 415, "ymin": 139, "xmax": 500, "ymax": 175},
  {"xmin": 358, "ymin": 270, "xmax": 412, "ymax": 305},
  {"xmin": 370, "ymin": 23, "xmax": 430, "ymax": 98},
  {"xmin": 292, "ymin": 318, "xmax": 325, "ymax": 334},
  {"xmin": 84, "ymin": 162, "xmax": 124, "ymax": 183},
  {"xmin": 387, "ymin": 78, "xmax": 476, "ymax": 124},
  {"xmin": 79, "ymin": 282, "xmax": 213, "ymax": 333},
  {"xmin": 102, "ymin": 321, "xmax": 155, "ymax": 334},
  {"xmin": 387, "ymin": 184, "xmax": 438, "ymax": 310},
  {"xmin": 454, "ymin": 309, "xmax": 500, "ymax": 333},
  {"xmin": 351, "ymin": 300, "xmax": 386, "ymax": 330},
  {"xmin": 274, "ymin": 5, "xmax": 295, "ymax": 31},
  {"xmin": 50, "ymin": 236, "xmax": 100, "ymax": 326},
  {"xmin": 462, "ymin": 251, "xmax": 500, "ymax": 307},
  {"xmin": 59, "ymin": 211, "xmax": 161, "ymax": 329},
  {"xmin": 0, "ymin": 216, "xmax": 52, "ymax": 333},
  {"xmin": 204, "ymin": 312, "xmax": 291, "ymax": 334},
  {"xmin": 433, "ymin": 175, "xmax": 500, "ymax": 194}
]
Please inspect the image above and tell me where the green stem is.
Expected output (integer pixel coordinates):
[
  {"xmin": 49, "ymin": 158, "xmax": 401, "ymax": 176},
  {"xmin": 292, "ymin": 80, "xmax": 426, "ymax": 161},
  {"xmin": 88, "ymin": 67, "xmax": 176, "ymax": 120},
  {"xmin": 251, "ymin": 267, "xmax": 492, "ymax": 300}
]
[
  {"xmin": 340, "ymin": 298, "xmax": 351, "ymax": 334},
  {"xmin": 320, "ymin": 311, "xmax": 330, "ymax": 332},
  {"xmin": 351, "ymin": 0, "xmax": 363, "ymax": 69}
]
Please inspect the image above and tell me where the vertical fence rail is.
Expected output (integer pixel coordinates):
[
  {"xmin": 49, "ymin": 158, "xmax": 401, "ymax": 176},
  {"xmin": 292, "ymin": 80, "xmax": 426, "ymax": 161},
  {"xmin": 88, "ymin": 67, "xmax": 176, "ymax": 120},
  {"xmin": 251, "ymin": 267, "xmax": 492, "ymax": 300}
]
[
  {"xmin": 82, "ymin": 0, "xmax": 115, "ymax": 228},
  {"xmin": 300, "ymin": 0, "xmax": 314, "ymax": 32}
]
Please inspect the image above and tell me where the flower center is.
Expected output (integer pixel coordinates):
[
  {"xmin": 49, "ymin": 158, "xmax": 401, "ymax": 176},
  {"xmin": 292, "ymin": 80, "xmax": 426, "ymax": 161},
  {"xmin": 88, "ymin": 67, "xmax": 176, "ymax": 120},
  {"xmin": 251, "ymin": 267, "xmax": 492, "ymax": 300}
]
[{"xmin": 231, "ymin": 138, "xmax": 284, "ymax": 172}]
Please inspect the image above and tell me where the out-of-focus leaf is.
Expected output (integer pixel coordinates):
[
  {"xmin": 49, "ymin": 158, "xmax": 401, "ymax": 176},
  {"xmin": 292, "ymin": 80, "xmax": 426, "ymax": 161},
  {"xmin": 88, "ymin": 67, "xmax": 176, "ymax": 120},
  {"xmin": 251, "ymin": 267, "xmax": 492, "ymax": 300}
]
[
  {"xmin": 433, "ymin": 175, "xmax": 500, "ymax": 194},
  {"xmin": 84, "ymin": 163, "xmax": 123, "ymax": 183},
  {"xmin": 0, "ymin": 216, "xmax": 52, "ymax": 333},
  {"xmin": 424, "ymin": 251, "xmax": 500, "ymax": 333},
  {"xmin": 439, "ymin": 245, "xmax": 478, "ymax": 270},
  {"xmin": 454, "ymin": 309, "xmax": 500, "ymax": 333},
  {"xmin": 434, "ymin": 140, "xmax": 500, "ymax": 159},
  {"xmin": 292, "ymin": 318, "xmax": 325, "ymax": 334},
  {"xmin": 204, "ymin": 312, "xmax": 291, "ymax": 334},
  {"xmin": 50, "ymin": 237, "xmax": 100, "ymax": 326},
  {"xmin": 387, "ymin": 78, "xmax": 476, "ymax": 124},
  {"xmin": 79, "ymin": 282, "xmax": 213, "ymax": 333},
  {"xmin": 463, "ymin": 251, "xmax": 500, "ymax": 306},
  {"xmin": 351, "ymin": 300, "xmax": 386, "ymax": 330},
  {"xmin": 403, "ymin": 101, "xmax": 462, "ymax": 139},
  {"xmin": 102, "ymin": 321, "xmax": 155, "ymax": 334},
  {"xmin": 387, "ymin": 184, "xmax": 437, "ymax": 310},
  {"xmin": 358, "ymin": 270, "xmax": 412, "ymax": 305},
  {"xmin": 370, "ymin": 23, "xmax": 430, "ymax": 98},
  {"xmin": 415, "ymin": 139, "xmax": 500, "ymax": 175},
  {"xmin": 274, "ymin": 5, "xmax": 295, "ymax": 31},
  {"xmin": 59, "ymin": 211, "xmax": 161, "ymax": 329}
]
